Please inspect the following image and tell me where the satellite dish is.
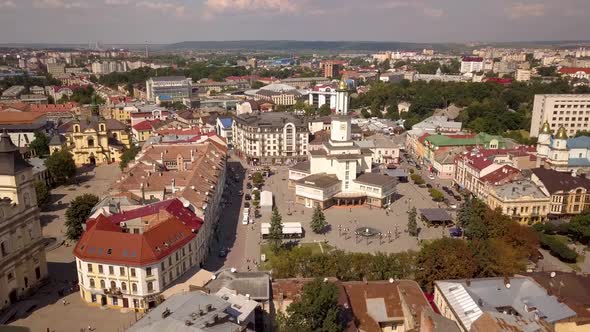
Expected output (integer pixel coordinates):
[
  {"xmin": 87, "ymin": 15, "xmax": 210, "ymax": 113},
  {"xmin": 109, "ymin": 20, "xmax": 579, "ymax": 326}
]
[
  {"xmin": 550, "ymin": 272, "xmax": 556, "ymax": 278},
  {"xmin": 505, "ymin": 283, "xmax": 511, "ymax": 289}
]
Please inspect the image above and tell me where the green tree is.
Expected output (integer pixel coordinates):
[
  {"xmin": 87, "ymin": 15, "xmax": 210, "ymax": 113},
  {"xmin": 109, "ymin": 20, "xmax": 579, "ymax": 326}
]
[
  {"xmin": 537, "ymin": 66, "xmax": 558, "ymax": 77},
  {"xmin": 428, "ymin": 188, "xmax": 445, "ymax": 202},
  {"xmin": 119, "ymin": 145, "xmax": 141, "ymax": 170},
  {"xmin": 252, "ymin": 172, "xmax": 264, "ymax": 187},
  {"xmin": 310, "ymin": 206, "xmax": 327, "ymax": 234},
  {"xmin": 45, "ymin": 149, "xmax": 76, "ymax": 184},
  {"xmin": 29, "ymin": 132, "xmax": 50, "ymax": 157},
  {"xmin": 407, "ymin": 206, "xmax": 418, "ymax": 237},
  {"xmin": 567, "ymin": 209, "xmax": 590, "ymax": 244},
  {"xmin": 251, "ymin": 81, "xmax": 264, "ymax": 89},
  {"xmin": 278, "ymin": 278, "xmax": 345, "ymax": 332},
  {"xmin": 410, "ymin": 174, "xmax": 425, "ymax": 185},
  {"xmin": 416, "ymin": 238, "xmax": 477, "ymax": 292},
  {"xmin": 318, "ymin": 103, "xmax": 332, "ymax": 116},
  {"xmin": 268, "ymin": 207, "xmax": 283, "ymax": 252},
  {"xmin": 65, "ymin": 194, "xmax": 99, "ymax": 240},
  {"xmin": 34, "ymin": 181, "xmax": 50, "ymax": 207}
]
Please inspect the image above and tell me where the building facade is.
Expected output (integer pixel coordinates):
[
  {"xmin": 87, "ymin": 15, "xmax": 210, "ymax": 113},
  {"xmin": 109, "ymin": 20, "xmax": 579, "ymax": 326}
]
[
  {"xmin": 536, "ymin": 123, "xmax": 590, "ymax": 173},
  {"xmin": 0, "ymin": 132, "xmax": 48, "ymax": 310},
  {"xmin": 530, "ymin": 94, "xmax": 590, "ymax": 138},
  {"xmin": 73, "ymin": 199, "xmax": 206, "ymax": 311},
  {"xmin": 57, "ymin": 117, "xmax": 130, "ymax": 165},
  {"xmin": 232, "ymin": 112, "xmax": 309, "ymax": 165},
  {"xmin": 460, "ymin": 57, "xmax": 484, "ymax": 73},
  {"xmin": 531, "ymin": 168, "xmax": 590, "ymax": 218},
  {"xmin": 146, "ymin": 77, "xmax": 193, "ymax": 104}
]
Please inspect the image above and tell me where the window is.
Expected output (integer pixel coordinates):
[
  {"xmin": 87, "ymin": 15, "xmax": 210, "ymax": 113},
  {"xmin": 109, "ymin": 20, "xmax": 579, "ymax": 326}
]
[
  {"xmin": 108, "ymin": 266, "xmax": 114, "ymax": 275},
  {"xmin": 87, "ymin": 264, "xmax": 93, "ymax": 273},
  {"xmin": 132, "ymin": 283, "xmax": 137, "ymax": 293},
  {"xmin": 89, "ymin": 279, "xmax": 95, "ymax": 288},
  {"xmin": 147, "ymin": 282, "xmax": 153, "ymax": 292},
  {"xmin": 100, "ymin": 279, "xmax": 106, "ymax": 289},
  {"xmin": 110, "ymin": 281, "xmax": 116, "ymax": 289},
  {"xmin": 98, "ymin": 265, "xmax": 103, "ymax": 274},
  {"xmin": 0, "ymin": 242, "xmax": 7, "ymax": 256},
  {"xmin": 130, "ymin": 268, "xmax": 136, "ymax": 277},
  {"xmin": 121, "ymin": 282, "xmax": 127, "ymax": 292},
  {"xmin": 161, "ymin": 262, "xmax": 165, "ymax": 270},
  {"xmin": 119, "ymin": 267, "xmax": 125, "ymax": 276},
  {"xmin": 146, "ymin": 267, "xmax": 152, "ymax": 276},
  {"xmin": 88, "ymin": 137, "xmax": 94, "ymax": 147}
]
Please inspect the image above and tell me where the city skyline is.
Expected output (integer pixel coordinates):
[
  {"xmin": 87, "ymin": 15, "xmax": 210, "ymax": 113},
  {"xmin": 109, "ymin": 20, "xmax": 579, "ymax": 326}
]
[{"xmin": 0, "ymin": 0, "xmax": 589, "ymax": 44}]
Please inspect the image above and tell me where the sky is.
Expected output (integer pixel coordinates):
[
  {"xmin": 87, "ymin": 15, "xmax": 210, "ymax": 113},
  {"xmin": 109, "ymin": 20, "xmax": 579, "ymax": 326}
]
[{"xmin": 0, "ymin": 0, "xmax": 589, "ymax": 44}]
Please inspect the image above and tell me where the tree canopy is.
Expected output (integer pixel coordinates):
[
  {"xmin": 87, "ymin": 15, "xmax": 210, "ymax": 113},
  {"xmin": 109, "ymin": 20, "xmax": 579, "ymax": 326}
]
[
  {"xmin": 277, "ymin": 278, "xmax": 345, "ymax": 332},
  {"xmin": 310, "ymin": 206, "xmax": 327, "ymax": 234},
  {"xmin": 407, "ymin": 207, "xmax": 418, "ymax": 237},
  {"xmin": 268, "ymin": 207, "xmax": 283, "ymax": 252},
  {"xmin": 29, "ymin": 132, "xmax": 49, "ymax": 157},
  {"xmin": 34, "ymin": 181, "xmax": 49, "ymax": 207},
  {"xmin": 45, "ymin": 149, "xmax": 76, "ymax": 184},
  {"xmin": 65, "ymin": 194, "xmax": 99, "ymax": 240},
  {"xmin": 119, "ymin": 145, "xmax": 141, "ymax": 170}
]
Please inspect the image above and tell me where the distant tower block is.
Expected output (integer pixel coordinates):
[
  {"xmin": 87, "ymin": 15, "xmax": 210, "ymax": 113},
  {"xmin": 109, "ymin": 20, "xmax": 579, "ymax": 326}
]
[{"xmin": 335, "ymin": 80, "xmax": 349, "ymax": 115}]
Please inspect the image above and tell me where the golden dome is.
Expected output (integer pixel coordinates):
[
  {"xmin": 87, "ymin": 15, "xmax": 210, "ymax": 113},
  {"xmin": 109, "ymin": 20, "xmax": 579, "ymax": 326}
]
[
  {"xmin": 338, "ymin": 80, "xmax": 347, "ymax": 90},
  {"xmin": 540, "ymin": 121, "xmax": 552, "ymax": 135},
  {"xmin": 555, "ymin": 126, "xmax": 568, "ymax": 139}
]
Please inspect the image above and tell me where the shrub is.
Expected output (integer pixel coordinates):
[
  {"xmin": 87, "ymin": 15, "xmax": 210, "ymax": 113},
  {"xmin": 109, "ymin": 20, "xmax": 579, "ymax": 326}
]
[
  {"xmin": 428, "ymin": 188, "xmax": 445, "ymax": 201},
  {"xmin": 539, "ymin": 234, "xmax": 577, "ymax": 263},
  {"xmin": 410, "ymin": 174, "xmax": 424, "ymax": 185}
]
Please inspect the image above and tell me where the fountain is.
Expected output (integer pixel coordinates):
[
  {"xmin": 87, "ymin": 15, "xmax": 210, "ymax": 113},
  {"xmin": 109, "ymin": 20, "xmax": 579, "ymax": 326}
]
[{"xmin": 355, "ymin": 226, "xmax": 381, "ymax": 238}]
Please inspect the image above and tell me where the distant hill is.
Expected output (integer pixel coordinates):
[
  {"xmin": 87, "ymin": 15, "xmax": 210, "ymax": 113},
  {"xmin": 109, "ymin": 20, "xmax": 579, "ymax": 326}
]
[{"xmin": 163, "ymin": 40, "xmax": 464, "ymax": 52}]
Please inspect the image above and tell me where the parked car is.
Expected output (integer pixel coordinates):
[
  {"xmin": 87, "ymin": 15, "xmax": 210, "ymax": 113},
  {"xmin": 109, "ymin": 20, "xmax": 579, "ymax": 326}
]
[
  {"xmin": 246, "ymin": 182, "xmax": 252, "ymax": 189},
  {"xmin": 426, "ymin": 183, "xmax": 433, "ymax": 189},
  {"xmin": 428, "ymin": 174, "xmax": 435, "ymax": 180},
  {"xmin": 449, "ymin": 204, "xmax": 458, "ymax": 209},
  {"xmin": 245, "ymin": 194, "xmax": 251, "ymax": 201},
  {"xmin": 454, "ymin": 195, "xmax": 462, "ymax": 201},
  {"xmin": 449, "ymin": 228, "xmax": 463, "ymax": 237},
  {"xmin": 416, "ymin": 165, "xmax": 422, "ymax": 170},
  {"xmin": 244, "ymin": 202, "xmax": 250, "ymax": 208}
]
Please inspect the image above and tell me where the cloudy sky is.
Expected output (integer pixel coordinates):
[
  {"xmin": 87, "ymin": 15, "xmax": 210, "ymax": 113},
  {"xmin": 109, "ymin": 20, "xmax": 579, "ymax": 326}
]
[{"xmin": 0, "ymin": 0, "xmax": 588, "ymax": 44}]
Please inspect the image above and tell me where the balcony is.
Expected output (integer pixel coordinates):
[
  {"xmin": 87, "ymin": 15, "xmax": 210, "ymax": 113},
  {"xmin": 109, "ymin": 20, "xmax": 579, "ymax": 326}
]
[{"xmin": 104, "ymin": 287, "xmax": 123, "ymax": 296}]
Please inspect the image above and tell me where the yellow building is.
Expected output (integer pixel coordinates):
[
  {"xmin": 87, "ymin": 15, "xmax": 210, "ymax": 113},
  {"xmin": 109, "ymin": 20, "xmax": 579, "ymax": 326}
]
[
  {"xmin": 531, "ymin": 168, "xmax": 590, "ymax": 217},
  {"xmin": 0, "ymin": 132, "xmax": 48, "ymax": 309},
  {"xmin": 486, "ymin": 180, "xmax": 550, "ymax": 224},
  {"xmin": 57, "ymin": 117, "xmax": 130, "ymax": 166}
]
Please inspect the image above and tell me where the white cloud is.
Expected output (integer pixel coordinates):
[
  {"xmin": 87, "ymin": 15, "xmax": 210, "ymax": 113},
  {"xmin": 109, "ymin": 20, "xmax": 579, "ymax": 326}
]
[
  {"xmin": 382, "ymin": 0, "xmax": 445, "ymax": 18},
  {"xmin": 135, "ymin": 1, "xmax": 187, "ymax": 17},
  {"xmin": 508, "ymin": 3, "xmax": 545, "ymax": 19},
  {"xmin": 33, "ymin": 0, "xmax": 89, "ymax": 9},
  {"xmin": 0, "ymin": 1, "xmax": 16, "ymax": 8},
  {"xmin": 204, "ymin": 0, "xmax": 300, "ymax": 16}
]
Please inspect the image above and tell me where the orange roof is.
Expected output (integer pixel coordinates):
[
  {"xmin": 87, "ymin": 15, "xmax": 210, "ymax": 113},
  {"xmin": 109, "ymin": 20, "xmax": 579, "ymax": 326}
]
[
  {"xmin": 559, "ymin": 67, "xmax": 590, "ymax": 75},
  {"xmin": 0, "ymin": 111, "xmax": 46, "ymax": 124}
]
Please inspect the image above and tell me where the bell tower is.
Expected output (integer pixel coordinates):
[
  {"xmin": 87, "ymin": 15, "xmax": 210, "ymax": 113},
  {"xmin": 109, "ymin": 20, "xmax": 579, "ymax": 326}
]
[{"xmin": 335, "ymin": 80, "xmax": 349, "ymax": 115}]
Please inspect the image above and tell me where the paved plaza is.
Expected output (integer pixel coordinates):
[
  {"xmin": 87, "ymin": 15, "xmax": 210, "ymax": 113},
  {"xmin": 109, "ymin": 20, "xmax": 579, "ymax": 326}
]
[{"xmin": 254, "ymin": 166, "xmax": 455, "ymax": 254}]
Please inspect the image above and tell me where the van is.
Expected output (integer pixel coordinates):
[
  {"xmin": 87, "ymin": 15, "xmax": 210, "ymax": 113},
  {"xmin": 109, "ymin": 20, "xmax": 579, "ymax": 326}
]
[{"xmin": 242, "ymin": 208, "xmax": 250, "ymax": 225}]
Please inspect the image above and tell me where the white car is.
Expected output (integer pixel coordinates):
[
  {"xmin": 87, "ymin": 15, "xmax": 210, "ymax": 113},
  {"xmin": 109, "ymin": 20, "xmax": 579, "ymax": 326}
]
[
  {"xmin": 428, "ymin": 174, "xmax": 435, "ymax": 180},
  {"xmin": 449, "ymin": 204, "xmax": 458, "ymax": 209}
]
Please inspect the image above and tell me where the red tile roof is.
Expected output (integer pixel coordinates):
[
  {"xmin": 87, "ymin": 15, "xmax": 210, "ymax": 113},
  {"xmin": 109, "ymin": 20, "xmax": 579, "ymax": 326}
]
[
  {"xmin": 462, "ymin": 56, "xmax": 483, "ymax": 62},
  {"xmin": 133, "ymin": 119, "xmax": 161, "ymax": 131},
  {"xmin": 480, "ymin": 165, "xmax": 521, "ymax": 185},
  {"xmin": 29, "ymin": 102, "xmax": 79, "ymax": 113},
  {"xmin": 559, "ymin": 67, "xmax": 590, "ymax": 75},
  {"xmin": 74, "ymin": 199, "xmax": 203, "ymax": 266}
]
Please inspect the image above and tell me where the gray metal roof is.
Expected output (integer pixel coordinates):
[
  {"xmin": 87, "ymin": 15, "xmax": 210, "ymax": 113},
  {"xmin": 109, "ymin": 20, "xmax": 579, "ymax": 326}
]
[
  {"xmin": 128, "ymin": 292, "xmax": 243, "ymax": 332},
  {"xmin": 419, "ymin": 208, "xmax": 452, "ymax": 222},
  {"xmin": 206, "ymin": 271, "xmax": 271, "ymax": 301},
  {"xmin": 435, "ymin": 277, "xmax": 576, "ymax": 330}
]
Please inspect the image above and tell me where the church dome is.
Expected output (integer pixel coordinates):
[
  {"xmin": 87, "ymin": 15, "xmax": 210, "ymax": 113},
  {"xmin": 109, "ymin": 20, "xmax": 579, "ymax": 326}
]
[
  {"xmin": 540, "ymin": 121, "xmax": 552, "ymax": 135},
  {"xmin": 555, "ymin": 126, "xmax": 568, "ymax": 139},
  {"xmin": 338, "ymin": 80, "xmax": 347, "ymax": 90}
]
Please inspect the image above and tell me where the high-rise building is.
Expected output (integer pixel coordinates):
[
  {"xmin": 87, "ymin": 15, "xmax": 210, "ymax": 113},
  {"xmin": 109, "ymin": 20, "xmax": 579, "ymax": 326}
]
[
  {"xmin": 530, "ymin": 94, "xmax": 590, "ymax": 137},
  {"xmin": 460, "ymin": 57, "xmax": 484, "ymax": 73},
  {"xmin": 146, "ymin": 77, "xmax": 193, "ymax": 103},
  {"xmin": 0, "ymin": 132, "xmax": 48, "ymax": 310},
  {"xmin": 323, "ymin": 60, "xmax": 343, "ymax": 78},
  {"xmin": 46, "ymin": 63, "xmax": 65, "ymax": 77}
]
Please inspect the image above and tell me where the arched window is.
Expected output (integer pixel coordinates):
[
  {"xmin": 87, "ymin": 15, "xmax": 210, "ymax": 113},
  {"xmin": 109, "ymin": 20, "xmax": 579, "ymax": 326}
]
[
  {"xmin": 73, "ymin": 125, "xmax": 80, "ymax": 133},
  {"xmin": 132, "ymin": 283, "xmax": 138, "ymax": 293},
  {"xmin": 147, "ymin": 281, "xmax": 153, "ymax": 292},
  {"xmin": 99, "ymin": 124, "xmax": 106, "ymax": 132},
  {"xmin": 121, "ymin": 282, "xmax": 127, "ymax": 292},
  {"xmin": 110, "ymin": 281, "xmax": 116, "ymax": 289},
  {"xmin": 100, "ymin": 279, "xmax": 106, "ymax": 289},
  {"xmin": 88, "ymin": 137, "xmax": 94, "ymax": 147},
  {"xmin": 89, "ymin": 279, "xmax": 95, "ymax": 288},
  {"xmin": 113, "ymin": 132, "xmax": 117, "ymax": 139}
]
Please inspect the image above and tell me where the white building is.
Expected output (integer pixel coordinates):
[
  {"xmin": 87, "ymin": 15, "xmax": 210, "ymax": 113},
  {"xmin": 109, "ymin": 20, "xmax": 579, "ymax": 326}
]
[
  {"xmin": 460, "ymin": 57, "xmax": 484, "ymax": 74},
  {"xmin": 215, "ymin": 118, "xmax": 233, "ymax": 146},
  {"xmin": 308, "ymin": 84, "xmax": 337, "ymax": 110},
  {"xmin": 73, "ymin": 199, "xmax": 207, "ymax": 311},
  {"xmin": 530, "ymin": 94, "xmax": 590, "ymax": 137},
  {"xmin": 515, "ymin": 69, "xmax": 531, "ymax": 82},
  {"xmin": 146, "ymin": 76, "xmax": 193, "ymax": 104},
  {"xmin": 536, "ymin": 122, "xmax": 590, "ymax": 173},
  {"xmin": 289, "ymin": 116, "xmax": 397, "ymax": 209},
  {"xmin": 232, "ymin": 112, "xmax": 309, "ymax": 165}
]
